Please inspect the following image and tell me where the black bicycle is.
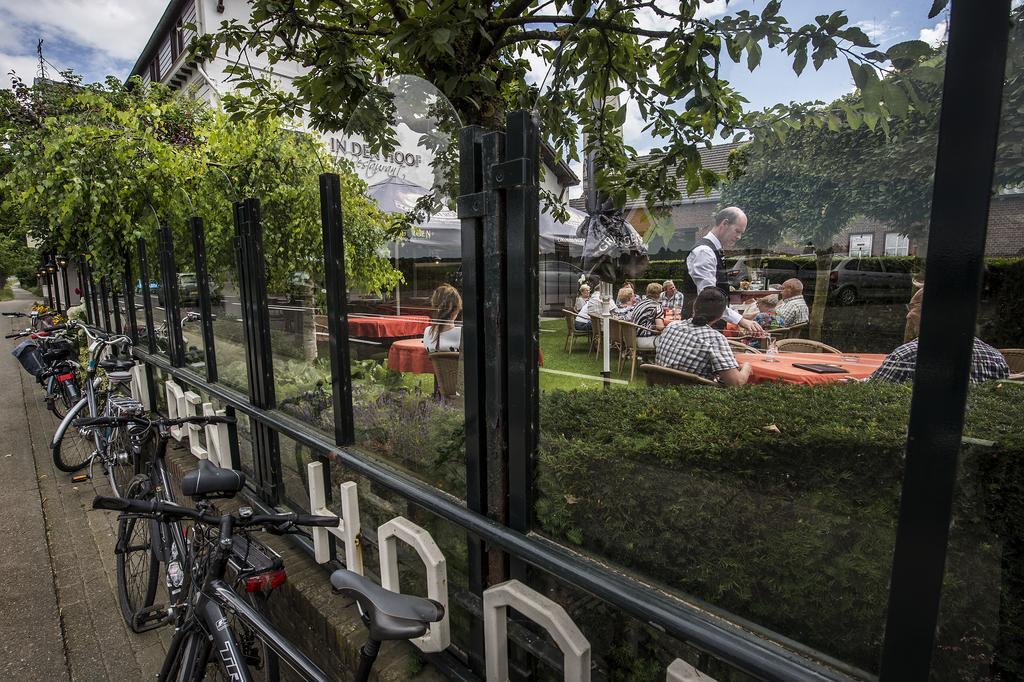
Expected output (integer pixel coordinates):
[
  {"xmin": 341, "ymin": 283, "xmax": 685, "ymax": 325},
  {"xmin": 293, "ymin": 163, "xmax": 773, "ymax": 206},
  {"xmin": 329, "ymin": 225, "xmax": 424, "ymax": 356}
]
[
  {"xmin": 93, "ymin": 480, "xmax": 444, "ymax": 681},
  {"xmin": 8, "ymin": 322, "xmax": 82, "ymax": 418}
]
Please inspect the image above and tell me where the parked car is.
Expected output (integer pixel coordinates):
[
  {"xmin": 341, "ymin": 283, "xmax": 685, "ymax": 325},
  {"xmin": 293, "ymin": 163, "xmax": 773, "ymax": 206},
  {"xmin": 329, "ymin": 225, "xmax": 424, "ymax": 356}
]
[
  {"xmin": 801, "ymin": 257, "xmax": 915, "ymax": 305},
  {"xmin": 539, "ymin": 259, "xmax": 585, "ymax": 312},
  {"xmin": 724, "ymin": 255, "xmax": 802, "ymax": 290},
  {"xmin": 156, "ymin": 272, "xmax": 201, "ymax": 306}
]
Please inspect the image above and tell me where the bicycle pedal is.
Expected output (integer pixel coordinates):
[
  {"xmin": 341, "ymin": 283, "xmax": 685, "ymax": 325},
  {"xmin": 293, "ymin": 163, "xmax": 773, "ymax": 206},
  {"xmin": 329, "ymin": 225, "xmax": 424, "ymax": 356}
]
[
  {"xmin": 71, "ymin": 473, "xmax": 89, "ymax": 483},
  {"xmin": 131, "ymin": 605, "xmax": 170, "ymax": 632}
]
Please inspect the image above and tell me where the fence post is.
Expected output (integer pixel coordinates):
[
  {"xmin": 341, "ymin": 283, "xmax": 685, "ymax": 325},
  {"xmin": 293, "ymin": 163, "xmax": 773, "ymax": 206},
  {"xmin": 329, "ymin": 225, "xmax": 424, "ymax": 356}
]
[
  {"xmin": 137, "ymin": 239, "xmax": 157, "ymax": 354},
  {"xmin": 319, "ymin": 173, "xmax": 354, "ymax": 446},
  {"xmin": 99, "ymin": 277, "xmax": 111, "ymax": 331},
  {"xmin": 122, "ymin": 250, "xmax": 138, "ymax": 344},
  {"xmin": 233, "ymin": 197, "xmax": 281, "ymax": 504},
  {"xmin": 191, "ymin": 216, "xmax": 218, "ymax": 382},
  {"xmin": 157, "ymin": 225, "xmax": 185, "ymax": 367}
]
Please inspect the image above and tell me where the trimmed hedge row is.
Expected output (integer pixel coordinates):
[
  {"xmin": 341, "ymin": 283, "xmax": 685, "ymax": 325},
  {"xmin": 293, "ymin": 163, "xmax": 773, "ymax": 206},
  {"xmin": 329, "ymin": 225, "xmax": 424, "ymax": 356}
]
[{"xmin": 536, "ymin": 381, "xmax": 1024, "ymax": 679}]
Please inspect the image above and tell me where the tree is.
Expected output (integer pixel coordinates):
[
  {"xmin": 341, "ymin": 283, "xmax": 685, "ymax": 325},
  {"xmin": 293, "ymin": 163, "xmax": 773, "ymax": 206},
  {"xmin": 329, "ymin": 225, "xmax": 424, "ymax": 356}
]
[
  {"xmin": 194, "ymin": 0, "xmax": 924, "ymax": 210},
  {"xmin": 0, "ymin": 76, "xmax": 402, "ymax": 300},
  {"xmin": 721, "ymin": 4, "xmax": 1024, "ymax": 339}
]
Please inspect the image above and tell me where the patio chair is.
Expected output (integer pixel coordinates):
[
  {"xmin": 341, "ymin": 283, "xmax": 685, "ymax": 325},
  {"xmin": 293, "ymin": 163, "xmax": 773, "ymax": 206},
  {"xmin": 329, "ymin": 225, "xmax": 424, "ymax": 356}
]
[
  {"xmin": 615, "ymin": 320, "xmax": 659, "ymax": 382},
  {"xmin": 776, "ymin": 339, "xmax": 841, "ymax": 354},
  {"xmin": 728, "ymin": 339, "xmax": 761, "ymax": 354},
  {"xmin": 639, "ymin": 363, "xmax": 720, "ymax": 388},
  {"xmin": 562, "ymin": 309, "xmax": 591, "ymax": 354},
  {"xmin": 999, "ymin": 348, "xmax": 1024, "ymax": 374},
  {"xmin": 429, "ymin": 351, "xmax": 461, "ymax": 401},
  {"xmin": 769, "ymin": 322, "xmax": 807, "ymax": 340}
]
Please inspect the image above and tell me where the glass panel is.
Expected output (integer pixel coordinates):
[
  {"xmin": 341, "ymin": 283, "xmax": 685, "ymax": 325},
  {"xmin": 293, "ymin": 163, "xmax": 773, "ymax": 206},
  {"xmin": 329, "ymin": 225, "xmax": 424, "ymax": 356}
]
[
  {"xmin": 342, "ymin": 75, "xmax": 467, "ymax": 498},
  {"xmin": 205, "ymin": 216, "xmax": 248, "ymax": 394},
  {"xmin": 938, "ymin": 7, "xmax": 1024, "ymax": 678},
  {"xmin": 533, "ymin": 0, "xmax": 948, "ymax": 675},
  {"xmin": 174, "ymin": 234, "xmax": 206, "ymax": 375}
]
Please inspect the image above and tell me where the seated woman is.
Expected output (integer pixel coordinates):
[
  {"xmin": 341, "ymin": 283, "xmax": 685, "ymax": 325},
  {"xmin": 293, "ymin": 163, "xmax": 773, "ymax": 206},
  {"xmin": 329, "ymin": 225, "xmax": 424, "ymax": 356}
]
[
  {"xmin": 628, "ymin": 282, "xmax": 665, "ymax": 350},
  {"xmin": 611, "ymin": 286, "xmax": 636, "ymax": 319},
  {"xmin": 745, "ymin": 294, "xmax": 783, "ymax": 349},
  {"xmin": 573, "ymin": 284, "xmax": 590, "ymax": 312},
  {"xmin": 422, "ymin": 284, "xmax": 463, "ymax": 352},
  {"xmin": 655, "ymin": 287, "xmax": 752, "ymax": 386},
  {"xmin": 574, "ymin": 276, "xmax": 603, "ymax": 331}
]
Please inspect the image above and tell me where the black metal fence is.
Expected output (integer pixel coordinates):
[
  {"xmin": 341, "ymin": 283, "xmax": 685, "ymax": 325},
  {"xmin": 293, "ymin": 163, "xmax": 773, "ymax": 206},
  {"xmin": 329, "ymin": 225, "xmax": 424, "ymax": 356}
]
[{"xmin": 75, "ymin": 3, "xmax": 1014, "ymax": 678}]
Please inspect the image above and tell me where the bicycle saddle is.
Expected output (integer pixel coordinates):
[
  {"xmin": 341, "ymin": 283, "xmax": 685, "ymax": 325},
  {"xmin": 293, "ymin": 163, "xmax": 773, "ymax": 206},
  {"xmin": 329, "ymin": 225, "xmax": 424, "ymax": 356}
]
[
  {"xmin": 180, "ymin": 459, "xmax": 246, "ymax": 499},
  {"xmin": 99, "ymin": 356, "xmax": 135, "ymax": 372},
  {"xmin": 330, "ymin": 569, "xmax": 444, "ymax": 641}
]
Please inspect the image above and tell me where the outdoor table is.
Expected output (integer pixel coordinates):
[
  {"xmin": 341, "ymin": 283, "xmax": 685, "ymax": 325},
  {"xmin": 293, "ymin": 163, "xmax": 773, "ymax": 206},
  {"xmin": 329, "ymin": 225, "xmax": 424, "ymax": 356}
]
[
  {"xmin": 738, "ymin": 351, "xmax": 887, "ymax": 385},
  {"xmin": 348, "ymin": 314, "xmax": 431, "ymax": 339},
  {"xmin": 728, "ymin": 289, "xmax": 780, "ymax": 305},
  {"xmin": 387, "ymin": 338, "xmax": 435, "ymax": 374}
]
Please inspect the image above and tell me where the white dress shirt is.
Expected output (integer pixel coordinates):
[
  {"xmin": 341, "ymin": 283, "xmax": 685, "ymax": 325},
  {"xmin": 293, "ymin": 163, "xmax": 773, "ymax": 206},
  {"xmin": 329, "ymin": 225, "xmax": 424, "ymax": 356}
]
[{"xmin": 685, "ymin": 233, "xmax": 741, "ymax": 325}]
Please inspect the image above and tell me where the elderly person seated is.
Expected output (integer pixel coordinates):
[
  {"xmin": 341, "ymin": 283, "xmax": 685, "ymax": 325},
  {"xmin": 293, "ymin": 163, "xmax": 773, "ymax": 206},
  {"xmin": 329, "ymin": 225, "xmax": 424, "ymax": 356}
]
[
  {"xmin": 775, "ymin": 278, "xmax": 809, "ymax": 326},
  {"xmin": 612, "ymin": 286, "xmax": 636, "ymax": 319},
  {"xmin": 574, "ymin": 284, "xmax": 590, "ymax": 312},
  {"xmin": 870, "ymin": 287, "xmax": 1009, "ymax": 384},
  {"xmin": 629, "ymin": 282, "xmax": 666, "ymax": 350},
  {"xmin": 422, "ymin": 284, "xmax": 463, "ymax": 352},
  {"xmin": 574, "ymin": 276, "xmax": 603, "ymax": 331},
  {"xmin": 655, "ymin": 288, "xmax": 752, "ymax": 386},
  {"xmin": 659, "ymin": 279, "xmax": 684, "ymax": 312}
]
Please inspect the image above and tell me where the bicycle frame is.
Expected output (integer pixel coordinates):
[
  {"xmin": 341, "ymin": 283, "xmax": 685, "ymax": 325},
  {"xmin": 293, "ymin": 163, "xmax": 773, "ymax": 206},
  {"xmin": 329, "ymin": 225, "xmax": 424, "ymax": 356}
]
[{"xmin": 161, "ymin": 579, "xmax": 329, "ymax": 682}]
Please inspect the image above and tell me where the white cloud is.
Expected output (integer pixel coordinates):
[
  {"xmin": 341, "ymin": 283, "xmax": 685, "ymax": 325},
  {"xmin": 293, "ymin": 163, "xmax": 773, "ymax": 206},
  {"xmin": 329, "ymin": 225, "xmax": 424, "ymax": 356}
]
[
  {"xmin": 1, "ymin": 1, "xmax": 166, "ymax": 61},
  {"xmin": 854, "ymin": 18, "xmax": 906, "ymax": 45},
  {"xmin": 694, "ymin": 0, "xmax": 729, "ymax": 20},
  {"xmin": 919, "ymin": 20, "xmax": 948, "ymax": 47},
  {"xmin": 0, "ymin": 52, "xmax": 43, "ymax": 86}
]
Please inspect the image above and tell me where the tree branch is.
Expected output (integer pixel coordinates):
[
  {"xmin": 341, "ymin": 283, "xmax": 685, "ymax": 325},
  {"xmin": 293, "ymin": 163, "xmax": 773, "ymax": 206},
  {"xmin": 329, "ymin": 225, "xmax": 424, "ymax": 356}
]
[{"xmin": 488, "ymin": 15, "xmax": 673, "ymax": 38}]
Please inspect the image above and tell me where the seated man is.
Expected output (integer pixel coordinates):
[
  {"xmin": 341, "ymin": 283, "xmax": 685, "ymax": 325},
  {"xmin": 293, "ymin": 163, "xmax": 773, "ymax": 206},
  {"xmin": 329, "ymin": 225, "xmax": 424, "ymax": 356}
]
[
  {"xmin": 655, "ymin": 288, "xmax": 752, "ymax": 386},
  {"xmin": 775, "ymin": 278, "xmax": 809, "ymax": 327},
  {"xmin": 629, "ymin": 282, "xmax": 665, "ymax": 350},
  {"xmin": 870, "ymin": 287, "xmax": 1009, "ymax": 384}
]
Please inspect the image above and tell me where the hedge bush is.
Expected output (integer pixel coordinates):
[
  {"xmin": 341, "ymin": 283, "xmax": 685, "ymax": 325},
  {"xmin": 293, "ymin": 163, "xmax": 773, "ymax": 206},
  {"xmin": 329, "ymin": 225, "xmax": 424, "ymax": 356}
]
[{"xmin": 536, "ymin": 381, "xmax": 1024, "ymax": 678}]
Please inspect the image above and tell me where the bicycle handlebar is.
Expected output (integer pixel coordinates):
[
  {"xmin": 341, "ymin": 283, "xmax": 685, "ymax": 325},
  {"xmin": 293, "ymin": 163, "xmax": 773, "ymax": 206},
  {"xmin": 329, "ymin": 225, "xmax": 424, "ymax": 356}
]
[{"xmin": 91, "ymin": 496, "xmax": 338, "ymax": 529}]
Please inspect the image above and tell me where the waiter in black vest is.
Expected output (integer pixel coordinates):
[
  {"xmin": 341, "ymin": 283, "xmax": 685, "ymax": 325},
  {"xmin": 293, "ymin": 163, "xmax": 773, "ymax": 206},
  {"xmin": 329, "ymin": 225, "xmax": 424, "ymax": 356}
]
[{"xmin": 682, "ymin": 207, "xmax": 764, "ymax": 334}]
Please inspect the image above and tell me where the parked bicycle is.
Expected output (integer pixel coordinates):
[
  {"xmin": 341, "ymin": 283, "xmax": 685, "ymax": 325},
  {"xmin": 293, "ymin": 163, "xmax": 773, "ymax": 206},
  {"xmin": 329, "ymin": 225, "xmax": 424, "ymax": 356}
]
[
  {"xmin": 92, "ymin": 457, "xmax": 444, "ymax": 681},
  {"xmin": 50, "ymin": 322, "xmax": 142, "ymax": 493},
  {"xmin": 8, "ymin": 324, "xmax": 82, "ymax": 417}
]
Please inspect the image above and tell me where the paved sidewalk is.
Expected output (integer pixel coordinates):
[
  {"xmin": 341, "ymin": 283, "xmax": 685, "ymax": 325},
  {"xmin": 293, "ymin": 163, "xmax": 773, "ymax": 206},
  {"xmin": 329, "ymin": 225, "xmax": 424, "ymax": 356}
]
[{"xmin": 0, "ymin": 285, "xmax": 168, "ymax": 680}]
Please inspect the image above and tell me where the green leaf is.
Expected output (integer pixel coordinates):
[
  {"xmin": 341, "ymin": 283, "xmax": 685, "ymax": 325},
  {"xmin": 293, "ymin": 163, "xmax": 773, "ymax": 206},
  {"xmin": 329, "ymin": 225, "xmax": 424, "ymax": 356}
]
[
  {"xmin": 793, "ymin": 48, "xmax": 808, "ymax": 76},
  {"xmin": 432, "ymin": 28, "xmax": 451, "ymax": 46},
  {"xmin": 848, "ymin": 59, "xmax": 867, "ymax": 90},
  {"xmin": 886, "ymin": 40, "xmax": 932, "ymax": 66},
  {"xmin": 845, "ymin": 107, "xmax": 862, "ymax": 129},
  {"xmin": 746, "ymin": 41, "xmax": 762, "ymax": 71},
  {"xmin": 882, "ymin": 82, "xmax": 909, "ymax": 119},
  {"xmin": 862, "ymin": 111, "xmax": 879, "ymax": 131},
  {"xmin": 826, "ymin": 115, "xmax": 841, "ymax": 132}
]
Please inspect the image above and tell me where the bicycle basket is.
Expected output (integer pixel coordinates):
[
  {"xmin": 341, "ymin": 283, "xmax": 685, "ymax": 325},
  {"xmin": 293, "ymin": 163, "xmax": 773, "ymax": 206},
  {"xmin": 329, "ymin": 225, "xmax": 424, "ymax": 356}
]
[
  {"xmin": 11, "ymin": 340, "xmax": 46, "ymax": 378},
  {"xmin": 109, "ymin": 395, "xmax": 145, "ymax": 417},
  {"xmin": 40, "ymin": 338, "xmax": 76, "ymax": 363}
]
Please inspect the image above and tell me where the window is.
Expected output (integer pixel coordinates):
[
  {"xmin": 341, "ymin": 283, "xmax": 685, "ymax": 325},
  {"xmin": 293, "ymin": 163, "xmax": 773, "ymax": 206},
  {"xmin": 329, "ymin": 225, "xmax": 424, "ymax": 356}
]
[
  {"xmin": 884, "ymin": 232, "xmax": 910, "ymax": 256},
  {"xmin": 172, "ymin": 19, "xmax": 184, "ymax": 61},
  {"xmin": 848, "ymin": 233, "xmax": 873, "ymax": 256},
  {"xmin": 854, "ymin": 258, "xmax": 883, "ymax": 272},
  {"xmin": 149, "ymin": 55, "xmax": 160, "ymax": 82}
]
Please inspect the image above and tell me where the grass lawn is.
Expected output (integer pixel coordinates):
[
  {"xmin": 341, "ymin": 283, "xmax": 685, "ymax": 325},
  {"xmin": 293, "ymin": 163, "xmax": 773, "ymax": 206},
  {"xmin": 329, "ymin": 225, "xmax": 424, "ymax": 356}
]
[
  {"xmin": 0, "ymin": 284, "xmax": 12, "ymax": 302},
  {"xmin": 539, "ymin": 318, "xmax": 627, "ymax": 392}
]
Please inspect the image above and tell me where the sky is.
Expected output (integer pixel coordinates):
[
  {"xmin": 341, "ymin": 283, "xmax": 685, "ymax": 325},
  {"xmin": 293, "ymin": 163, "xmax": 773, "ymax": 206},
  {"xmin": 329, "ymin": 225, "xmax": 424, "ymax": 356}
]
[{"xmin": 0, "ymin": 0, "xmax": 950, "ymax": 160}]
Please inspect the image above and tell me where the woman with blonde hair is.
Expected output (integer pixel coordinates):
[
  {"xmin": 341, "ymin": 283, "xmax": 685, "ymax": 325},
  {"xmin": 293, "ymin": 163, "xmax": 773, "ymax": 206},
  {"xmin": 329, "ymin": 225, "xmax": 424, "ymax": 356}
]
[{"xmin": 422, "ymin": 284, "xmax": 463, "ymax": 352}]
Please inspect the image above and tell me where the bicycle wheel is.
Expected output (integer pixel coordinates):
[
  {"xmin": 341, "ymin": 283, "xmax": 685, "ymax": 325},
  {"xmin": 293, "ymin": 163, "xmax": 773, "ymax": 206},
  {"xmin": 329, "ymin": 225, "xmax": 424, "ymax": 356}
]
[
  {"xmin": 116, "ymin": 474, "xmax": 160, "ymax": 632},
  {"xmin": 51, "ymin": 397, "xmax": 94, "ymax": 472},
  {"xmin": 47, "ymin": 378, "xmax": 78, "ymax": 419},
  {"xmin": 107, "ymin": 425, "xmax": 139, "ymax": 498}
]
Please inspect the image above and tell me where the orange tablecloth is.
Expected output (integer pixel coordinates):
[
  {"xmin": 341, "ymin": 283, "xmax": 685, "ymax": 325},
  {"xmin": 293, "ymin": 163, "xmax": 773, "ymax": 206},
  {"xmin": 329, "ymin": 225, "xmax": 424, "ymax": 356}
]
[
  {"xmin": 739, "ymin": 352, "xmax": 887, "ymax": 385},
  {"xmin": 387, "ymin": 338, "xmax": 435, "ymax": 374},
  {"xmin": 349, "ymin": 314, "xmax": 431, "ymax": 339}
]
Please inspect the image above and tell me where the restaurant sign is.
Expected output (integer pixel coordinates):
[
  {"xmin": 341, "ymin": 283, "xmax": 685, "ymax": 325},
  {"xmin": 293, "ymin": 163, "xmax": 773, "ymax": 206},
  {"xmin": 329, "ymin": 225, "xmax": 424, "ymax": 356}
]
[{"xmin": 327, "ymin": 124, "xmax": 436, "ymax": 189}]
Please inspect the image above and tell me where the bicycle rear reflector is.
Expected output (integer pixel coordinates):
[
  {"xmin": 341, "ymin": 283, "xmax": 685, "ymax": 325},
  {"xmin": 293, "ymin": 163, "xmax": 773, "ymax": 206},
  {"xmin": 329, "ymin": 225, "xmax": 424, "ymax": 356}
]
[{"xmin": 245, "ymin": 568, "xmax": 287, "ymax": 593}]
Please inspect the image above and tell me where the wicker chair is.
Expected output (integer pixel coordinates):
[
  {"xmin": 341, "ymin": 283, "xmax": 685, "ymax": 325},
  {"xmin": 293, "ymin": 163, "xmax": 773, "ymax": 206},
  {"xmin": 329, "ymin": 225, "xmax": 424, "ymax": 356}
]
[
  {"xmin": 639, "ymin": 363, "xmax": 720, "ymax": 387},
  {"xmin": 999, "ymin": 348, "xmax": 1024, "ymax": 375},
  {"xmin": 429, "ymin": 351, "xmax": 461, "ymax": 401},
  {"xmin": 728, "ymin": 339, "xmax": 761, "ymax": 354},
  {"xmin": 776, "ymin": 339, "xmax": 841, "ymax": 354},
  {"xmin": 612, "ymin": 319, "xmax": 657, "ymax": 382},
  {"xmin": 562, "ymin": 308, "xmax": 592, "ymax": 354},
  {"xmin": 769, "ymin": 322, "xmax": 807, "ymax": 340}
]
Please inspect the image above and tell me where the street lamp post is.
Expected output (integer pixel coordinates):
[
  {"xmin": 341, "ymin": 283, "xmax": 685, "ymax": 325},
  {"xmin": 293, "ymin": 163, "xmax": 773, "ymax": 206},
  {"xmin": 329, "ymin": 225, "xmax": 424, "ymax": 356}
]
[
  {"xmin": 57, "ymin": 254, "xmax": 71, "ymax": 309},
  {"xmin": 47, "ymin": 258, "xmax": 61, "ymax": 312}
]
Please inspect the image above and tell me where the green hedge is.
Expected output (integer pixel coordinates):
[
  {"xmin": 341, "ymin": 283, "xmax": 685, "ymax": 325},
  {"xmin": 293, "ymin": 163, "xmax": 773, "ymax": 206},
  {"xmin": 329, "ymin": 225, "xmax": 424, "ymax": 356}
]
[{"xmin": 536, "ymin": 381, "xmax": 1024, "ymax": 679}]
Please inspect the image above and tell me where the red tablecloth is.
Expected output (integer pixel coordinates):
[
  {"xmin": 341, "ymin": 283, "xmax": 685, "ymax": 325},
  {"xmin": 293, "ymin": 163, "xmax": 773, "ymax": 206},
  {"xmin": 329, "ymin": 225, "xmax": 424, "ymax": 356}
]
[
  {"xmin": 349, "ymin": 314, "xmax": 431, "ymax": 339},
  {"xmin": 387, "ymin": 338, "xmax": 434, "ymax": 374},
  {"xmin": 739, "ymin": 352, "xmax": 887, "ymax": 385}
]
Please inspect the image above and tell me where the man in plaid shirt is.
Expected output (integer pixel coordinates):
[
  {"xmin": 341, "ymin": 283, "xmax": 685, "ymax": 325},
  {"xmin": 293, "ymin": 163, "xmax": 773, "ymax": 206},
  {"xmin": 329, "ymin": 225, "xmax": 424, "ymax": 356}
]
[
  {"xmin": 656, "ymin": 288, "xmax": 752, "ymax": 386},
  {"xmin": 870, "ymin": 287, "xmax": 1009, "ymax": 383}
]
